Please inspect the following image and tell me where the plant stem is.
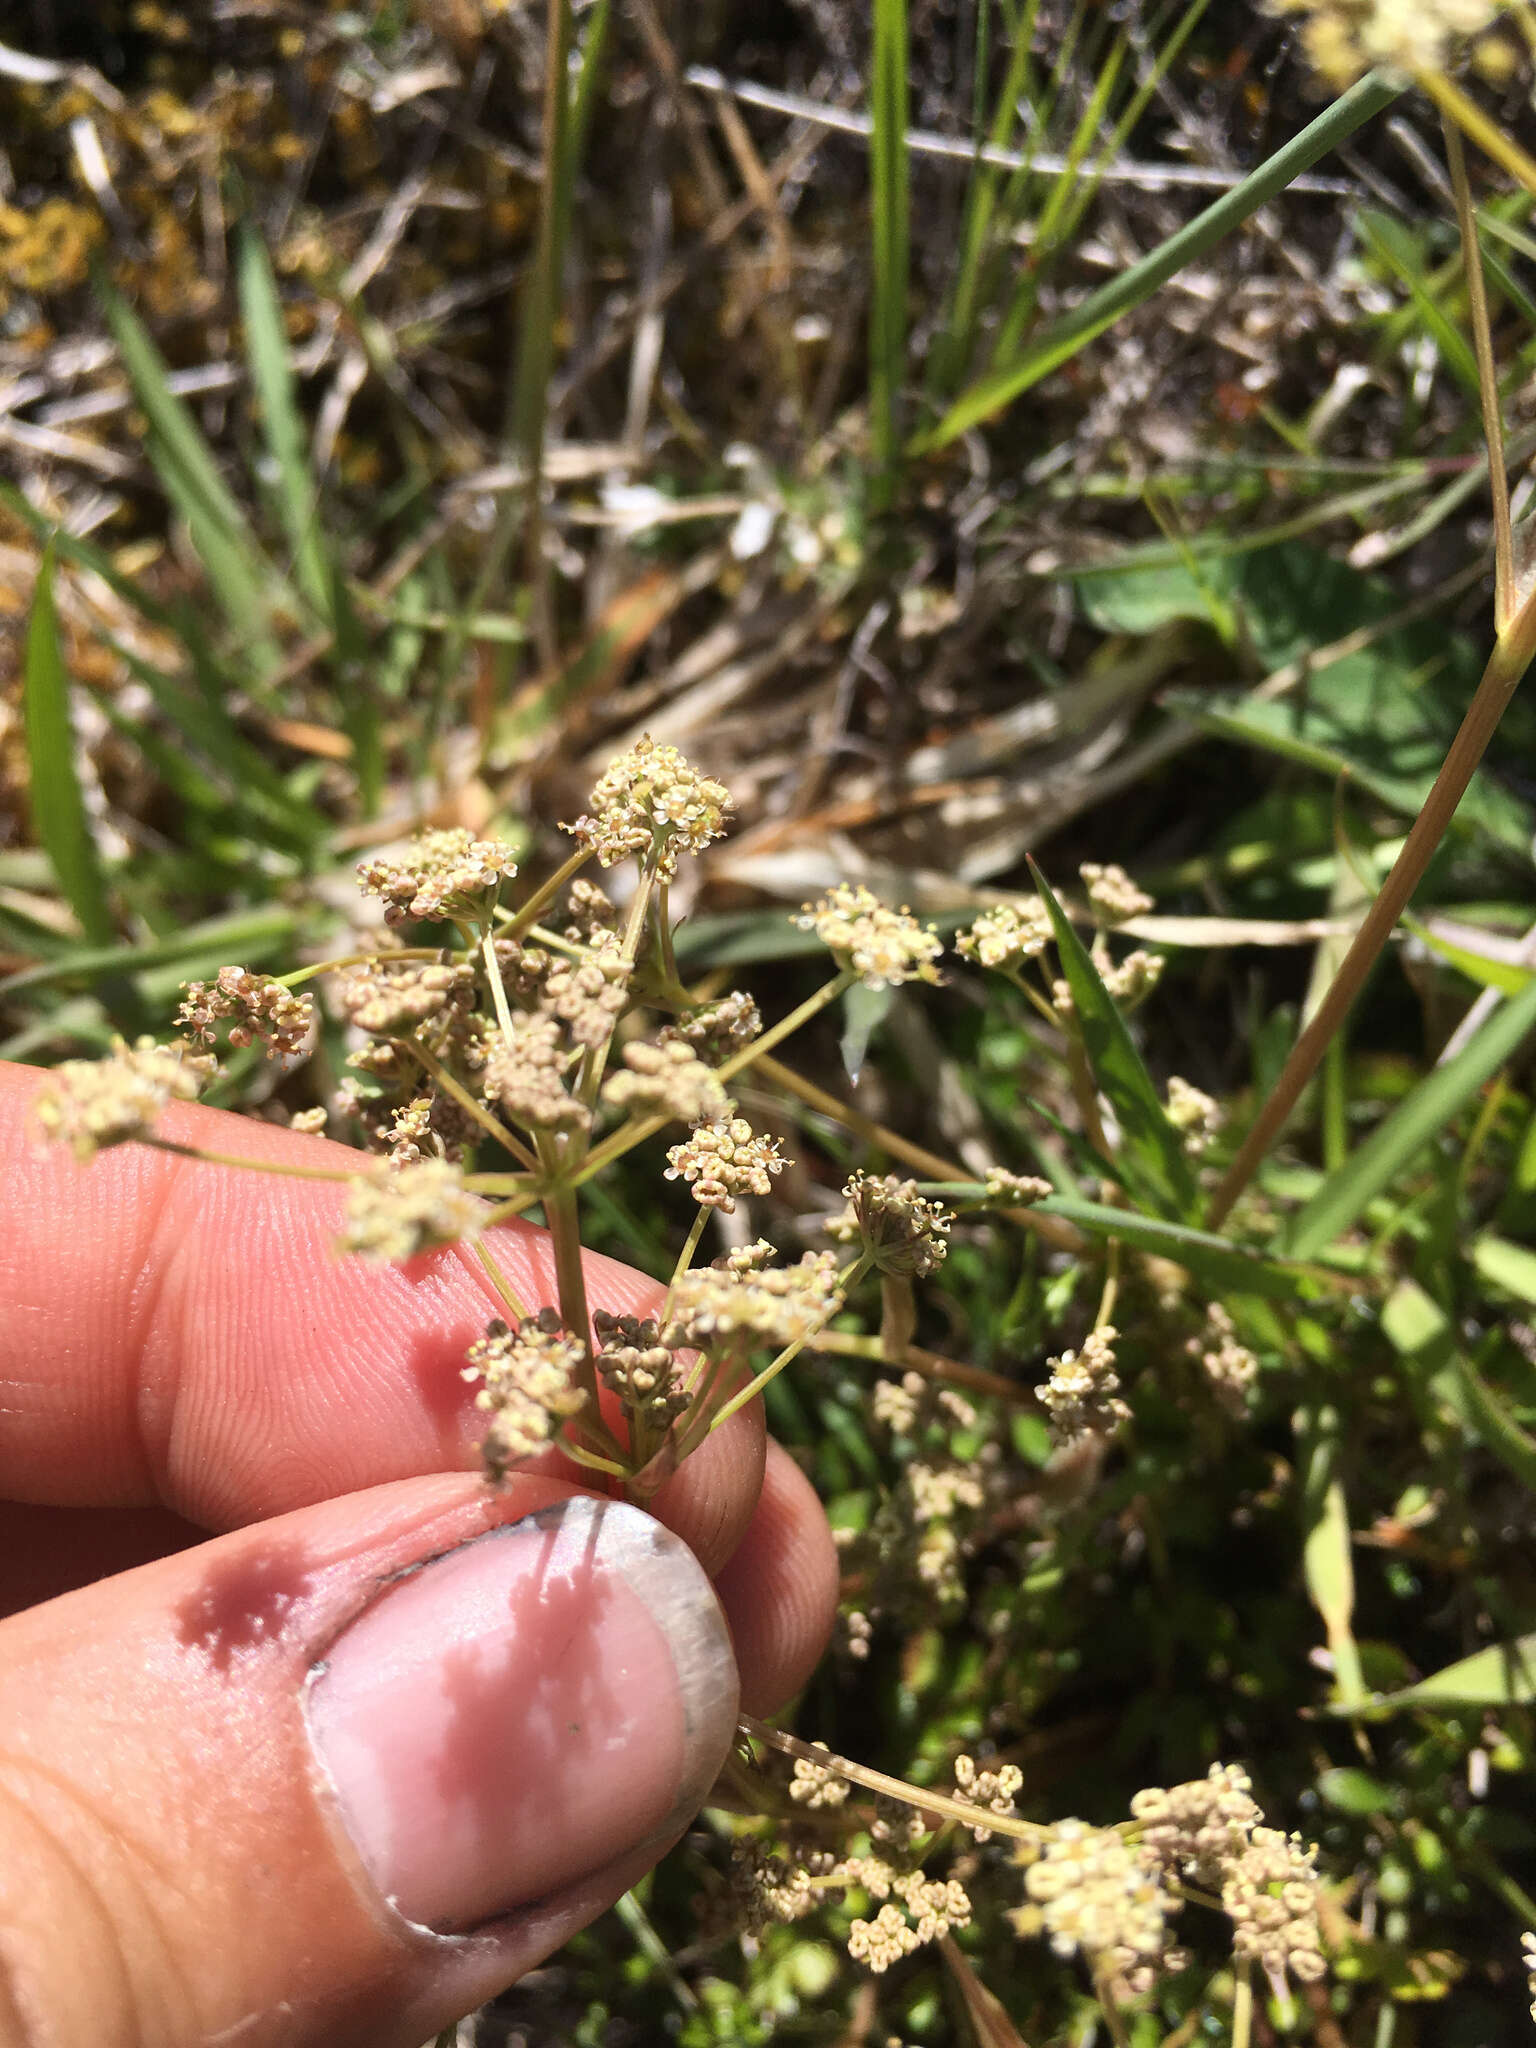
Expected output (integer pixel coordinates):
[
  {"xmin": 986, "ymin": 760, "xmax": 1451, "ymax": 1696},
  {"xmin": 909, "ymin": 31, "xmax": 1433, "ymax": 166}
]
[
  {"xmin": 1209, "ymin": 608, "xmax": 1536, "ymax": 1226},
  {"xmin": 755, "ymin": 1051, "xmax": 1083, "ymax": 1250},
  {"xmin": 141, "ymin": 1138, "xmax": 354, "ymax": 1181},
  {"xmin": 500, "ymin": 845, "xmax": 592, "ymax": 942},
  {"xmin": 666, "ymin": 1206, "xmax": 710, "ymax": 1304},
  {"xmin": 402, "ymin": 1038, "xmax": 539, "ymax": 1170},
  {"xmin": 474, "ymin": 1237, "xmax": 530, "ymax": 1322},
  {"xmin": 480, "ymin": 926, "xmax": 517, "ymax": 1044},
  {"xmin": 1419, "ymin": 68, "xmax": 1536, "ymax": 204},
  {"xmin": 812, "ymin": 1327, "xmax": 1035, "ymax": 1405},
  {"xmin": 707, "ymin": 1255, "xmax": 870, "ymax": 1434},
  {"xmin": 1442, "ymin": 114, "xmax": 1514, "ymax": 626},
  {"xmin": 713, "ymin": 969, "xmax": 856, "ymax": 1087},
  {"xmin": 739, "ymin": 1714, "xmax": 1032, "ymax": 1838}
]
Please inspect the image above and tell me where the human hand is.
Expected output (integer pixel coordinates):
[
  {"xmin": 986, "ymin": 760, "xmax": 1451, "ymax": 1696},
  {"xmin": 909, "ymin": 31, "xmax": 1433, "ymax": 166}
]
[{"xmin": 0, "ymin": 1058, "xmax": 837, "ymax": 2048}]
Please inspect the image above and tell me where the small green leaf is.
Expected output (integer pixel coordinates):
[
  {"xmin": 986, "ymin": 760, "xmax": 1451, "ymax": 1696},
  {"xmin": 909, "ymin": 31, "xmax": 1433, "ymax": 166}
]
[
  {"xmin": 1285, "ymin": 969, "xmax": 1536, "ymax": 1257},
  {"xmin": 1362, "ymin": 1633, "xmax": 1536, "ymax": 1712},
  {"xmin": 237, "ymin": 225, "xmax": 331, "ymax": 622},
  {"xmin": 23, "ymin": 548, "xmax": 115, "ymax": 948},
  {"xmin": 839, "ymin": 981, "xmax": 893, "ymax": 1086},
  {"xmin": 1471, "ymin": 1233, "xmax": 1536, "ymax": 1305},
  {"xmin": 1030, "ymin": 861, "xmax": 1198, "ymax": 1220},
  {"xmin": 1299, "ymin": 1402, "xmax": 1366, "ymax": 1708},
  {"xmin": 1318, "ymin": 1766, "xmax": 1400, "ymax": 1815}
]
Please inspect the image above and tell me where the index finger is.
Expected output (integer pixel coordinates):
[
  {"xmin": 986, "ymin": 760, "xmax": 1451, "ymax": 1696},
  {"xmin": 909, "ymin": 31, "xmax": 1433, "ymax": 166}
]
[{"xmin": 0, "ymin": 1060, "xmax": 764, "ymax": 1571}]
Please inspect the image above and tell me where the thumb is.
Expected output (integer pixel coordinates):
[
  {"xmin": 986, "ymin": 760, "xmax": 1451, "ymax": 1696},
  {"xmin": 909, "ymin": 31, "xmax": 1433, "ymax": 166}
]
[{"xmin": 0, "ymin": 1476, "xmax": 738, "ymax": 2048}]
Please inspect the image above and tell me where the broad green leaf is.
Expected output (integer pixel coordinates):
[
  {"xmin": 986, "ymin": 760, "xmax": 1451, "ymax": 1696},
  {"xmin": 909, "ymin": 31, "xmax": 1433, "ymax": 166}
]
[
  {"xmin": 23, "ymin": 549, "xmax": 115, "ymax": 948},
  {"xmin": 1078, "ymin": 542, "xmax": 1532, "ymax": 852},
  {"xmin": 1362, "ymin": 1633, "xmax": 1536, "ymax": 1711},
  {"xmin": 1285, "ymin": 969, "xmax": 1536, "ymax": 1257},
  {"xmin": 1030, "ymin": 861, "xmax": 1198, "ymax": 1220}
]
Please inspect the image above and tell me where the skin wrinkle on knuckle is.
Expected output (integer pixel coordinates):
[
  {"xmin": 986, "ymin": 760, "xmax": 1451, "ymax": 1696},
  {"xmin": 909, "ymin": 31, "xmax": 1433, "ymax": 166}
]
[{"xmin": 0, "ymin": 1765, "xmax": 188, "ymax": 2048}]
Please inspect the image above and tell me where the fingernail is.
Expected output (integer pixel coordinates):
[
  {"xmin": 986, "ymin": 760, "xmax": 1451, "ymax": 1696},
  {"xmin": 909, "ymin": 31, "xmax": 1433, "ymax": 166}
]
[{"xmin": 305, "ymin": 1497, "xmax": 738, "ymax": 1933}]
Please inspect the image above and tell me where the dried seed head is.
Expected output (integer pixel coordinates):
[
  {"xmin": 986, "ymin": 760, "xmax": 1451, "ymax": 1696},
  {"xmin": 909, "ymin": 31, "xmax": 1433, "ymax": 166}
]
[
  {"xmin": 337, "ymin": 959, "xmax": 477, "ymax": 1037},
  {"xmin": 357, "ymin": 828, "xmax": 518, "ymax": 926},
  {"xmin": 908, "ymin": 1461, "xmax": 983, "ymax": 1524},
  {"xmin": 660, "ymin": 989, "xmax": 762, "ymax": 1064},
  {"xmin": 484, "ymin": 1012, "xmax": 591, "ymax": 1134},
  {"xmin": 563, "ymin": 734, "xmax": 732, "ymax": 879},
  {"xmin": 848, "ymin": 1873, "xmax": 973, "ymax": 1972},
  {"xmin": 1130, "ymin": 1762, "xmax": 1263, "ymax": 1887},
  {"xmin": 665, "ymin": 1116, "xmax": 788, "ymax": 1212},
  {"xmin": 592, "ymin": 1310, "xmax": 689, "ymax": 1432},
  {"xmin": 666, "ymin": 1243, "xmax": 843, "ymax": 1356},
  {"xmin": 464, "ymin": 1310, "xmax": 588, "ymax": 1481},
  {"xmin": 835, "ymin": 1171, "xmax": 952, "ymax": 1277},
  {"xmin": 602, "ymin": 1037, "xmax": 729, "ymax": 1126},
  {"xmin": 34, "ymin": 1037, "xmax": 214, "ymax": 1161},
  {"xmin": 1080, "ymin": 861, "xmax": 1153, "ymax": 926},
  {"xmin": 177, "ymin": 966, "xmax": 313, "ymax": 1059},
  {"xmin": 337, "ymin": 1157, "xmax": 483, "ymax": 1262},
  {"xmin": 956, "ymin": 899, "xmax": 1054, "ymax": 969},
  {"xmin": 794, "ymin": 883, "xmax": 944, "ymax": 990},
  {"xmin": 1040, "ymin": 1325, "xmax": 1129, "ymax": 1447}
]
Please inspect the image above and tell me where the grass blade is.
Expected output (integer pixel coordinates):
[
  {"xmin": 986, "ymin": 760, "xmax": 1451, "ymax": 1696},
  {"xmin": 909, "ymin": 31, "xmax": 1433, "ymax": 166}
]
[
  {"xmin": 99, "ymin": 276, "xmax": 286, "ymax": 674},
  {"xmin": 23, "ymin": 549, "xmax": 116, "ymax": 949},
  {"xmin": 869, "ymin": 0, "xmax": 910, "ymax": 507},
  {"xmin": 1284, "ymin": 969, "xmax": 1536, "ymax": 1257},
  {"xmin": 237, "ymin": 224, "xmax": 331, "ymax": 620},
  {"xmin": 1031, "ymin": 860, "xmax": 1199, "ymax": 1220},
  {"xmin": 1033, "ymin": 1195, "xmax": 1310, "ymax": 1297},
  {"xmin": 916, "ymin": 71, "xmax": 1399, "ymax": 451}
]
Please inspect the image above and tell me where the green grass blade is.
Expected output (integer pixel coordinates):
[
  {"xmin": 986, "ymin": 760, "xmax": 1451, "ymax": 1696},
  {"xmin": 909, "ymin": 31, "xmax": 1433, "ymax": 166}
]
[
  {"xmin": 0, "ymin": 905, "xmax": 299, "ymax": 999},
  {"xmin": 1299, "ymin": 1403, "xmax": 1367, "ymax": 1708},
  {"xmin": 869, "ymin": 0, "xmax": 910, "ymax": 508},
  {"xmin": 916, "ymin": 71, "xmax": 1399, "ymax": 452},
  {"xmin": 1356, "ymin": 209, "xmax": 1480, "ymax": 401},
  {"xmin": 23, "ymin": 549, "xmax": 116, "ymax": 949},
  {"xmin": 1031, "ymin": 860, "xmax": 1199, "ymax": 1220},
  {"xmin": 237, "ymin": 224, "xmax": 331, "ymax": 621},
  {"xmin": 99, "ymin": 277, "xmax": 287, "ymax": 672},
  {"xmin": 1032, "ymin": 1195, "xmax": 1310, "ymax": 1297},
  {"xmin": 1285, "ymin": 969, "xmax": 1536, "ymax": 1257}
]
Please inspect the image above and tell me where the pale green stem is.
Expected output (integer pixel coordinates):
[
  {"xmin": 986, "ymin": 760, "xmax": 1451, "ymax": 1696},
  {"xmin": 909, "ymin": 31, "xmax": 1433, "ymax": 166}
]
[
  {"xmin": 665, "ymin": 1206, "xmax": 710, "ymax": 1309},
  {"xmin": 812, "ymin": 1327, "xmax": 1033, "ymax": 1405},
  {"xmin": 280, "ymin": 948, "xmax": 442, "ymax": 989},
  {"xmin": 576, "ymin": 865, "xmax": 658, "ymax": 1111},
  {"xmin": 738, "ymin": 1715, "xmax": 1032, "ymax": 1838},
  {"xmin": 559, "ymin": 1435, "xmax": 628, "ymax": 1479},
  {"xmin": 1232, "ymin": 1964, "xmax": 1254, "ymax": 2048},
  {"xmin": 706, "ymin": 1254, "xmax": 871, "ymax": 1434},
  {"xmin": 474, "ymin": 1237, "xmax": 530, "ymax": 1322},
  {"xmin": 480, "ymin": 926, "xmax": 518, "ymax": 1045},
  {"xmin": 499, "ymin": 845, "xmax": 593, "ymax": 943},
  {"xmin": 402, "ymin": 1038, "xmax": 539, "ymax": 1170},
  {"xmin": 711, "ymin": 968, "xmax": 855, "ymax": 1088},
  {"xmin": 141, "ymin": 1137, "xmax": 353, "ymax": 1181}
]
